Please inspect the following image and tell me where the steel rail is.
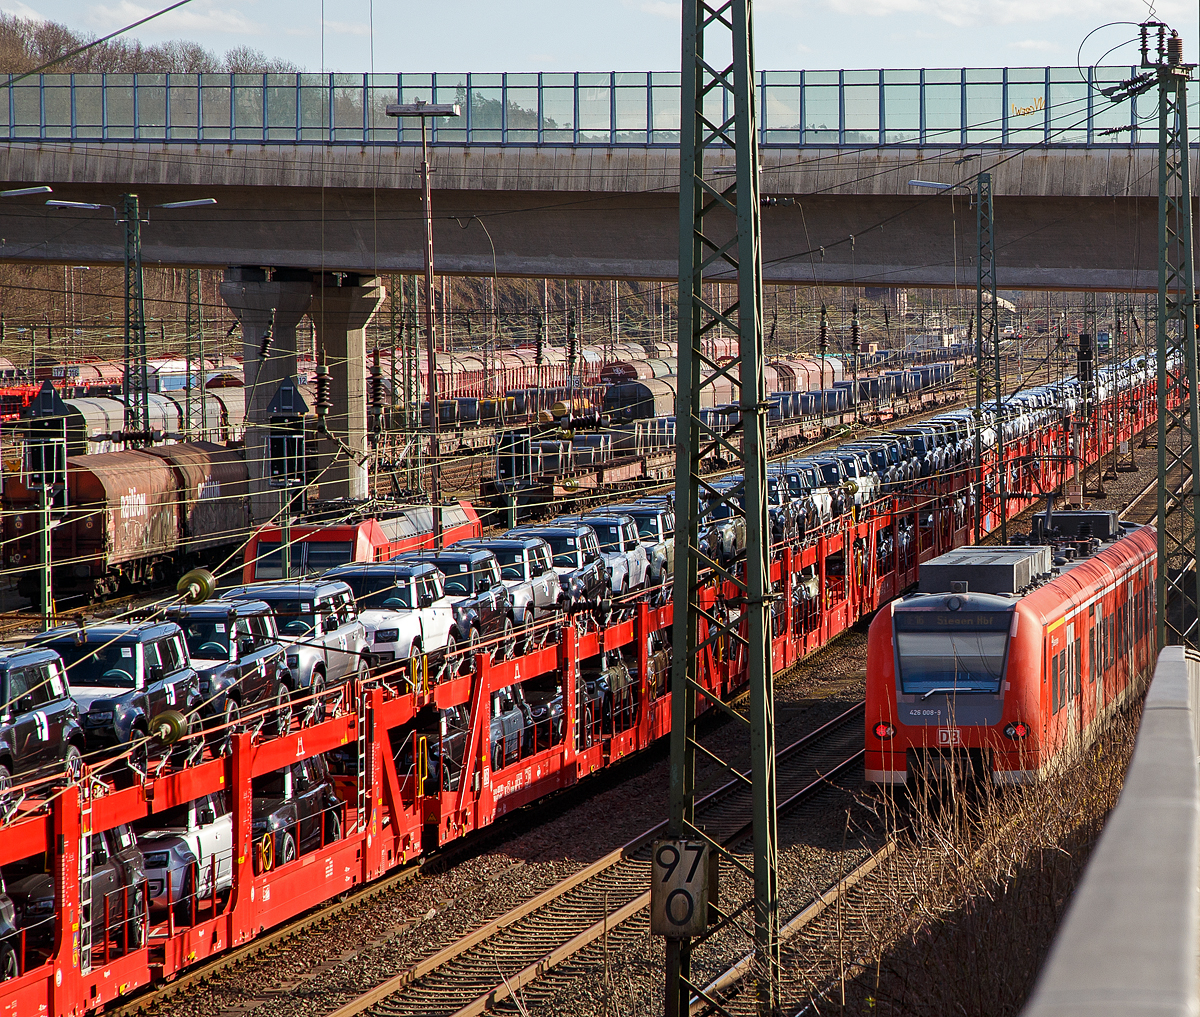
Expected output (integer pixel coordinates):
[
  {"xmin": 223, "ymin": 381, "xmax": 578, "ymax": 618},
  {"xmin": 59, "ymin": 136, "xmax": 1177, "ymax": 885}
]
[{"xmin": 320, "ymin": 702, "xmax": 866, "ymax": 1017}]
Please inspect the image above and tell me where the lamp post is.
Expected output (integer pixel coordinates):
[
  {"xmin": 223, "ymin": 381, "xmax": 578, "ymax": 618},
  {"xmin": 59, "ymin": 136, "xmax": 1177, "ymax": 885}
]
[
  {"xmin": 386, "ymin": 99, "xmax": 461, "ymax": 549},
  {"xmin": 47, "ymin": 196, "xmax": 216, "ymax": 441}
]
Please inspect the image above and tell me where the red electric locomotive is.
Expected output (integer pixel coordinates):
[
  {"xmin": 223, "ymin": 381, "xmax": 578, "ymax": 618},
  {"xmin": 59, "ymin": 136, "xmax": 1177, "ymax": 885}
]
[
  {"xmin": 866, "ymin": 511, "xmax": 1156, "ymax": 786},
  {"xmin": 241, "ymin": 500, "xmax": 482, "ymax": 582}
]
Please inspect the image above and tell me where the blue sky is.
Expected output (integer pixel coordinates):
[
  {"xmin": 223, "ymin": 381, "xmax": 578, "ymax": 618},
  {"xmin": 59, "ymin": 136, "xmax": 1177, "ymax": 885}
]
[{"xmin": 15, "ymin": 0, "xmax": 1200, "ymax": 72}]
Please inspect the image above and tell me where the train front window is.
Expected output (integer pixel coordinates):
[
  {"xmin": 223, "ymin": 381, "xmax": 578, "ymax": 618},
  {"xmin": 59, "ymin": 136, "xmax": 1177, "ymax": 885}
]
[
  {"xmin": 893, "ymin": 611, "xmax": 1010, "ymax": 696},
  {"xmin": 302, "ymin": 541, "xmax": 354, "ymax": 572}
]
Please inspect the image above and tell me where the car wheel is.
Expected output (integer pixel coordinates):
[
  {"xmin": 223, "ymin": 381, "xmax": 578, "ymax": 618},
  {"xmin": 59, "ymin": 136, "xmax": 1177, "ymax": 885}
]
[
  {"xmin": 173, "ymin": 868, "xmax": 195, "ymax": 928},
  {"xmin": 0, "ymin": 942, "xmax": 18, "ymax": 981},
  {"xmin": 306, "ymin": 672, "xmax": 327, "ymax": 726},
  {"xmin": 442, "ymin": 632, "xmax": 459, "ymax": 677},
  {"xmin": 218, "ymin": 700, "xmax": 240, "ymax": 756},
  {"xmin": 128, "ymin": 888, "xmax": 146, "ymax": 948},
  {"xmin": 465, "ymin": 627, "xmax": 481, "ymax": 672},
  {"xmin": 272, "ymin": 685, "xmax": 292, "ymax": 737},
  {"xmin": 278, "ymin": 830, "xmax": 297, "ymax": 867},
  {"xmin": 325, "ymin": 808, "xmax": 343, "ymax": 845},
  {"xmin": 64, "ymin": 744, "xmax": 83, "ymax": 784},
  {"xmin": 582, "ymin": 706, "xmax": 594, "ymax": 749},
  {"xmin": 126, "ymin": 729, "xmax": 149, "ymax": 784},
  {"xmin": 407, "ymin": 644, "xmax": 423, "ymax": 690},
  {"xmin": 522, "ymin": 616, "xmax": 536, "ymax": 656},
  {"xmin": 501, "ymin": 618, "xmax": 515, "ymax": 661},
  {"xmin": 170, "ymin": 713, "xmax": 203, "ymax": 768}
]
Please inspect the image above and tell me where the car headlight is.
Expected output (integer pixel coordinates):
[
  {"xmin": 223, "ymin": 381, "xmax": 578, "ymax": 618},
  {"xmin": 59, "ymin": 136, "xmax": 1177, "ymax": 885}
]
[
  {"xmin": 375, "ymin": 628, "xmax": 399, "ymax": 644},
  {"xmin": 24, "ymin": 898, "xmax": 53, "ymax": 916},
  {"xmin": 143, "ymin": 851, "xmax": 171, "ymax": 869},
  {"xmin": 198, "ymin": 681, "xmax": 211, "ymax": 694},
  {"xmin": 286, "ymin": 654, "xmax": 299, "ymax": 669},
  {"xmin": 87, "ymin": 711, "xmax": 114, "ymax": 725}
]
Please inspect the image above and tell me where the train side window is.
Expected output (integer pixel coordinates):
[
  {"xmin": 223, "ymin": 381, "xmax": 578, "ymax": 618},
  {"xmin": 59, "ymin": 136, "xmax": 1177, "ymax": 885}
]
[
  {"xmin": 1051, "ymin": 653, "xmax": 1060, "ymax": 713},
  {"xmin": 1074, "ymin": 639, "xmax": 1081, "ymax": 696},
  {"xmin": 1060, "ymin": 650, "xmax": 1069, "ymax": 703}
]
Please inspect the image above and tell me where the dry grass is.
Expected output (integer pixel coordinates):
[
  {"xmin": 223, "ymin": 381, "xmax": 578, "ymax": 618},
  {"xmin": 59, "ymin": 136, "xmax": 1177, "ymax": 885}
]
[{"xmin": 777, "ymin": 695, "xmax": 1144, "ymax": 1017}]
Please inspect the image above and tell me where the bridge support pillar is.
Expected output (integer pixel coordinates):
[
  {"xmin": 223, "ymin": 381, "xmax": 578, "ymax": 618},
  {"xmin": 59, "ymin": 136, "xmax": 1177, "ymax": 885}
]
[
  {"xmin": 219, "ymin": 267, "xmax": 313, "ymax": 524},
  {"xmin": 311, "ymin": 274, "xmax": 385, "ymax": 502}
]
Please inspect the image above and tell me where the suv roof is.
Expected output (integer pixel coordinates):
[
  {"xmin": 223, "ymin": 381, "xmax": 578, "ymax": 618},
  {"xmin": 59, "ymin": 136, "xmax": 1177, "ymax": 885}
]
[
  {"xmin": 324, "ymin": 561, "xmax": 440, "ymax": 578},
  {"xmin": 454, "ymin": 536, "xmax": 548, "ymax": 550},
  {"xmin": 168, "ymin": 599, "xmax": 273, "ymax": 618},
  {"xmin": 222, "ymin": 580, "xmax": 352, "ymax": 599},
  {"xmin": 508, "ymin": 524, "xmax": 592, "ymax": 536},
  {"xmin": 0, "ymin": 646, "xmax": 62, "ymax": 668},
  {"xmin": 396, "ymin": 548, "xmax": 494, "ymax": 564},
  {"xmin": 37, "ymin": 620, "xmax": 180, "ymax": 644},
  {"xmin": 580, "ymin": 510, "xmax": 636, "ymax": 523},
  {"xmin": 608, "ymin": 502, "xmax": 668, "ymax": 515}
]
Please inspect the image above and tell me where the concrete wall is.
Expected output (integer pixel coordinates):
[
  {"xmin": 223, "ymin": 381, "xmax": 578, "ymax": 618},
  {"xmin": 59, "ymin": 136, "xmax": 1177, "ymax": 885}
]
[
  {"xmin": 1021, "ymin": 645, "xmax": 1200, "ymax": 1017},
  {"xmin": 0, "ymin": 142, "xmax": 1166, "ymax": 289}
]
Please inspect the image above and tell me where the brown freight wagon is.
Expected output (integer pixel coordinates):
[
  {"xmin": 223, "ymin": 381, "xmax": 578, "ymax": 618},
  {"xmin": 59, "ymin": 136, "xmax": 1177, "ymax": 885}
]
[
  {"xmin": 143, "ymin": 442, "xmax": 250, "ymax": 556},
  {"xmin": 53, "ymin": 450, "xmax": 181, "ymax": 597}
]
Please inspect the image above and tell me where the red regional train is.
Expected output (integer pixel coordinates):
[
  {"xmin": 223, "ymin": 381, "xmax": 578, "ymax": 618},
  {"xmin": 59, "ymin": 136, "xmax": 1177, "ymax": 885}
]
[{"xmin": 865, "ymin": 511, "xmax": 1157, "ymax": 786}]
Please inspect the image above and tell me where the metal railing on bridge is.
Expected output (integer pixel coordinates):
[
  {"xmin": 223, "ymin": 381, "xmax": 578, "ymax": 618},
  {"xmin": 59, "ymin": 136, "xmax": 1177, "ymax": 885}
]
[{"xmin": 3, "ymin": 66, "xmax": 1189, "ymax": 148}]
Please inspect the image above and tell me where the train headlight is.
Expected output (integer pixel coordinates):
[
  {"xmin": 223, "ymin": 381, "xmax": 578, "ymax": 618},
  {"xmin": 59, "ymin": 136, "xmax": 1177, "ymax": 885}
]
[
  {"xmin": 873, "ymin": 722, "xmax": 895, "ymax": 740},
  {"xmin": 1004, "ymin": 721, "xmax": 1030, "ymax": 740}
]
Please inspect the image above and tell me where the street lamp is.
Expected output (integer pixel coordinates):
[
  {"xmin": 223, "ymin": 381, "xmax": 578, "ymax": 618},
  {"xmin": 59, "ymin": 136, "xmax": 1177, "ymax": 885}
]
[
  {"xmin": 48, "ymin": 195, "xmax": 216, "ymax": 439},
  {"xmin": 386, "ymin": 99, "xmax": 460, "ymax": 549},
  {"xmin": 0, "ymin": 187, "xmax": 55, "ymax": 376}
]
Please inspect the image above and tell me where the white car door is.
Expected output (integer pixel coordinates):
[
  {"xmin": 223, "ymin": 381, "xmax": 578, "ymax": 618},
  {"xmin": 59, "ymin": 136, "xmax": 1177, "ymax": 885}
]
[{"xmin": 531, "ymin": 547, "xmax": 553, "ymax": 612}]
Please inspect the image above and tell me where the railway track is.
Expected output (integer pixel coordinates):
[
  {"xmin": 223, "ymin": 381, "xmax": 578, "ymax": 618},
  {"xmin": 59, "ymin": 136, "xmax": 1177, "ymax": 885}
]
[
  {"xmin": 282, "ymin": 703, "xmax": 865, "ymax": 1017},
  {"xmin": 0, "ymin": 591, "xmax": 148, "ymax": 639}
]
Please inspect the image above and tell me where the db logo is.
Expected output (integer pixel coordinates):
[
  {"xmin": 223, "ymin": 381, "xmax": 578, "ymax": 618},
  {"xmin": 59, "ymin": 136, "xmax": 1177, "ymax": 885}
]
[{"xmin": 937, "ymin": 728, "xmax": 961, "ymax": 746}]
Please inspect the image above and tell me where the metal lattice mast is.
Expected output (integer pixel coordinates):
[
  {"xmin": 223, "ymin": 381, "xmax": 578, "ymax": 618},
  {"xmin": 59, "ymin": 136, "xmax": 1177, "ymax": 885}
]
[
  {"xmin": 976, "ymin": 172, "xmax": 1003, "ymax": 543},
  {"xmin": 665, "ymin": 0, "xmax": 778, "ymax": 1013},
  {"xmin": 122, "ymin": 193, "xmax": 150, "ymax": 434},
  {"xmin": 1154, "ymin": 39, "xmax": 1200, "ymax": 648},
  {"xmin": 183, "ymin": 268, "xmax": 204, "ymax": 438}
]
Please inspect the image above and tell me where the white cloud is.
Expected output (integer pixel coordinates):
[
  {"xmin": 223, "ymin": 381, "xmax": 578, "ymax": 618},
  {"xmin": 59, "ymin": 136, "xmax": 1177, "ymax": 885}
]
[
  {"xmin": 86, "ymin": 1, "xmax": 267, "ymax": 37},
  {"xmin": 323, "ymin": 18, "xmax": 370, "ymax": 36},
  {"xmin": 0, "ymin": 1, "xmax": 44, "ymax": 20},
  {"xmin": 1011, "ymin": 38, "xmax": 1059, "ymax": 51},
  {"xmin": 620, "ymin": 0, "xmax": 678, "ymax": 19},
  {"xmin": 791, "ymin": 0, "xmax": 1191, "ymax": 29}
]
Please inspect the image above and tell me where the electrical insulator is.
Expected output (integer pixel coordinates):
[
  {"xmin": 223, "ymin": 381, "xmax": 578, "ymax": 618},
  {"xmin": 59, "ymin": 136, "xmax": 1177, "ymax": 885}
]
[
  {"xmin": 851, "ymin": 304, "xmax": 860, "ymax": 351},
  {"xmin": 535, "ymin": 310, "xmax": 544, "ymax": 366},
  {"xmin": 259, "ymin": 329, "xmax": 273, "ymax": 361},
  {"xmin": 370, "ymin": 349, "xmax": 384, "ymax": 437},
  {"xmin": 567, "ymin": 310, "xmax": 578, "ymax": 373},
  {"xmin": 315, "ymin": 359, "xmax": 332, "ymax": 434},
  {"xmin": 819, "ymin": 304, "xmax": 828, "ymax": 353}
]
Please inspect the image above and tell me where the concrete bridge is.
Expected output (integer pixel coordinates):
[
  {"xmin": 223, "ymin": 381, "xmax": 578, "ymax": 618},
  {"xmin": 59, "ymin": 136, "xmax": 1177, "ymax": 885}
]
[{"xmin": 0, "ymin": 66, "xmax": 1175, "ymax": 292}]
